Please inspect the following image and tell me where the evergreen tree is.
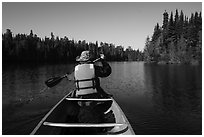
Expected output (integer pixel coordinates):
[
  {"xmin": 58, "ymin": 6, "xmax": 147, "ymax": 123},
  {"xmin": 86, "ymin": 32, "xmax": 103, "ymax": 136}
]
[
  {"xmin": 162, "ymin": 10, "xmax": 169, "ymax": 30},
  {"xmin": 144, "ymin": 36, "xmax": 152, "ymax": 62},
  {"xmin": 152, "ymin": 23, "xmax": 161, "ymax": 42},
  {"xmin": 144, "ymin": 10, "xmax": 202, "ymax": 64},
  {"xmin": 30, "ymin": 30, "xmax": 33, "ymax": 37},
  {"xmin": 178, "ymin": 10, "xmax": 184, "ymax": 37},
  {"xmin": 174, "ymin": 9, "xmax": 180, "ymax": 43},
  {"xmin": 162, "ymin": 10, "xmax": 169, "ymax": 53},
  {"xmin": 168, "ymin": 12, "xmax": 175, "ymax": 42}
]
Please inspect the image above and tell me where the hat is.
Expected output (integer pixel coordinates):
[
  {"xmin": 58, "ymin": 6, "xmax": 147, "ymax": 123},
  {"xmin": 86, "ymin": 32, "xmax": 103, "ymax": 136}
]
[{"xmin": 76, "ymin": 51, "xmax": 91, "ymax": 62}]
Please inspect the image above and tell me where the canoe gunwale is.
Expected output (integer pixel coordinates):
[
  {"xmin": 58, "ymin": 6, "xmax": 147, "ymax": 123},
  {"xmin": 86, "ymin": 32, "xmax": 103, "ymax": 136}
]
[
  {"xmin": 107, "ymin": 125, "xmax": 129, "ymax": 135},
  {"xmin": 112, "ymin": 99, "xmax": 135, "ymax": 134},
  {"xmin": 30, "ymin": 92, "xmax": 71, "ymax": 135}
]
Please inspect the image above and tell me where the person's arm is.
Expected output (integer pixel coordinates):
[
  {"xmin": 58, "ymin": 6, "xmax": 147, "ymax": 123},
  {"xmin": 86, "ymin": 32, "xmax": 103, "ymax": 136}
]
[
  {"xmin": 95, "ymin": 59, "xmax": 112, "ymax": 78},
  {"xmin": 65, "ymin": 66, "xmax": 75, "ymax": 81},
  {"xmin": 65, "ymin": 72, "xmax": 75, "ymax": 81}
]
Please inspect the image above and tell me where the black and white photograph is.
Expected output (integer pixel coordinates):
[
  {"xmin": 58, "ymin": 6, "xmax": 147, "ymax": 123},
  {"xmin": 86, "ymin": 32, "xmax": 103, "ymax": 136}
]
[{"xmin": 2, "ymin": 1, "xmax": 202, "ymax": 135}]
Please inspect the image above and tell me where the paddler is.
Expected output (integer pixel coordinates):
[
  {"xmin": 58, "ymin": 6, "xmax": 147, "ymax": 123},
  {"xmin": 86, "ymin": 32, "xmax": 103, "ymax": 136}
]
[
  {"xmin": 64, "ymin": 50, "xmax": 115, "ymax": 132},
  {"xmin": 70, "ymin": 50, "xmax": 112, "ymax": 99}
]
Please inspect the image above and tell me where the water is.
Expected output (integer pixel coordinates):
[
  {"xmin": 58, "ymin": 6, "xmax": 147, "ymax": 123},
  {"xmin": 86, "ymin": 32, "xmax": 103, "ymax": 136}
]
[{"xmin": 2, "ymin": 62, "xmax": 202, "ymax": 135}]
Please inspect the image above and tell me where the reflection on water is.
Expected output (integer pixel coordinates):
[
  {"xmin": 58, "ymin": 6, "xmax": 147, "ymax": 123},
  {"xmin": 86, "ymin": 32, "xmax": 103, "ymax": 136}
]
[
  {"xmin": 145, "ymin": 64, "xmax": 201, "ymax": 114},
  {"xmin": 2, "ymin": 63, "xmax": 76, "ymax": 134},
  {"xmin": 101, "ymin": 62, "xmax": 201, "ymax": 135},
  {"xmin": 142, "ymin": 64, "xmax": 201, "ymax": 134},
  {"xmin": 2, "ymin": 62, "xmax": 202, "ymax": 135}
]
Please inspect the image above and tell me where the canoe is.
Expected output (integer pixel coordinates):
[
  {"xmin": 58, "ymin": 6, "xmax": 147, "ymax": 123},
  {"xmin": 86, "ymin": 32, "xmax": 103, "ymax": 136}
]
[{"xmin": 30, "ymin": 90, "xmax": 135, "ymax": 135}]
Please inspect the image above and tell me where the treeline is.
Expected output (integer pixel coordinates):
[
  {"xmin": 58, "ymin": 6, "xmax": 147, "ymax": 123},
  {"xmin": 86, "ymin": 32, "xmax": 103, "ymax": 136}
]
[
  {"xmin": 2, "ymin": 29, "xmax": 144, "ymax": 64},
  {"xmin": 144, "ymin": 10, "xmax": 202, "ymax": 64}
]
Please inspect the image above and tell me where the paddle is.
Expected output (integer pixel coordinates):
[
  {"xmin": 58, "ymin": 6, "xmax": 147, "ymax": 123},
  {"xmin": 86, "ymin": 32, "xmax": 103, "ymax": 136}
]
[
  {"xmin": 45, "ymin": 75, "xmax": 67, "ymax": 88},
  {"xmin": 45, "ymin": 58, "xmax": 101, "ymax": 88}
]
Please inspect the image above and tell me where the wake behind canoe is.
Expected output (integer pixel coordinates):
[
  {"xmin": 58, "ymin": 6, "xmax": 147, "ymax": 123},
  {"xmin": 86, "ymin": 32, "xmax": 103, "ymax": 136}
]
[{"xmin": 31, "ymin": 91, "xmax": 135, "ymax": 135}]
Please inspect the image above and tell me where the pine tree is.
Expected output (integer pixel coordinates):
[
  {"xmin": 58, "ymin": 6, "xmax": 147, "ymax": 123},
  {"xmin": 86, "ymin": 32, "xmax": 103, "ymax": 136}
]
[
  {"xmin": 30, "ymin": 30, "xmax": 33, "ymax": 37},
  {"xmin": 162, "ymin": 10, "xmax": 169, "ymax": 54},
  {"xmin": 188, "ymin": 13, "xmax": 197, "ymax": 47},
  {"xmin": 144, "ymin": 36, "xmax": 152, "ymax": 62},
  {"xmin": 198, "ymin": 12, "xmax": 202, "ymax": 31},
  {"xmin": 183, "ymin": 16, "xmax": 189, "ymax": 39},
  {"xmin": 152, "ymin": 23, "xmax": 161, "ymax": 42},
  {"xmin": 162, "ymin": 10, "xmax": 169, "ymax": 30},
  {"xmin": 174, "ymin": 9, "xmax": 180, "ymax": 43},
  {"xmin": 168, "ymin": 12, "xmax": 175, "ymax": 41},
  {"xmin": 179, "ymin": 10, "xmax": 184, "ymax": 34}
]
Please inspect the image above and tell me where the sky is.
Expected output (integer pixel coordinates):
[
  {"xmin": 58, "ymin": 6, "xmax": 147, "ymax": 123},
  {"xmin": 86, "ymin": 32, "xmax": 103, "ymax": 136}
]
[{"xmin": 2, "ymin": 2, "xmax": 202, "ymax": 51}]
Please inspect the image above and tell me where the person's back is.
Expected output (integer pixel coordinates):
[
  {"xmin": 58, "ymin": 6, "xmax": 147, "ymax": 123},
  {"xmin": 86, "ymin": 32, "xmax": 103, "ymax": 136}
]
[
  {"xmin": 74, "ymin": 63, "xmax": 97, "ymax": 97},
  {"xmin": 73, "ymin": 50, "xmax": 112, "ymax": 98}
]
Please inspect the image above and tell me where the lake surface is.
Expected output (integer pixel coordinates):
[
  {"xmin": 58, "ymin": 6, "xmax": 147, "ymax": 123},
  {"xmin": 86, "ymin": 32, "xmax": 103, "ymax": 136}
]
[{"xmin": 2, "ymin": 62, "xmax": 202, "ymax": 135}]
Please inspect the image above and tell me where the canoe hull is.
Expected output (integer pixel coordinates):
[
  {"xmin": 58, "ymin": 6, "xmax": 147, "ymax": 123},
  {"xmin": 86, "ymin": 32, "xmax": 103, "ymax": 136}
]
[{"xmin": 31, "ymin": 91, "xmax": 135, "ymax": 135}]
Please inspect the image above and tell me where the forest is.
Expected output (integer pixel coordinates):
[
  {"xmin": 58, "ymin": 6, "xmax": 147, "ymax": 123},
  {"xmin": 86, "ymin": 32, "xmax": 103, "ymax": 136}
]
[
  {"xmin": 144, "ymin": 10, "xmax": 202, "ymax": 64},
  {"xmin": 3, "ymin": 10, "xmax": 202, "ymax": 65},
  {"xmin": 2, "ymin": 30, "xmax": 144, "ymax": 64}
]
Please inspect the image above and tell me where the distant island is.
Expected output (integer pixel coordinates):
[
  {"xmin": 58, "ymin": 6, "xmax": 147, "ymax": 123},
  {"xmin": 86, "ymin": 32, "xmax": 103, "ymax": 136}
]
[
  {"xmin": 2, "ymin": 30, "xmax": 144, "ymax": 64},
  {"xmin": 143, "ymin": 10, "xmax": 202, "ymax": 65}
]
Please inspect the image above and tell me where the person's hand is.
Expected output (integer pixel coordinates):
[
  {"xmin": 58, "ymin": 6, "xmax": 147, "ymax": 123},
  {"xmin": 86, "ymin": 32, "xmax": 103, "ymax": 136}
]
[
  {"xmin": 100, "ymin": 54, "xmax": 105, "ymax": 60},
  {"xmin": 65, "ymin": 72, "xmax": 74, "ymax": 81}
]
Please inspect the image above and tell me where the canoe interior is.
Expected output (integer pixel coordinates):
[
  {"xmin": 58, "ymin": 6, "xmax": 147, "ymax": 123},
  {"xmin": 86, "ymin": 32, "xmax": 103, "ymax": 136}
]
[{"xmin": 32, "ymin": 94, "xmax": 135, "ymax": 135}]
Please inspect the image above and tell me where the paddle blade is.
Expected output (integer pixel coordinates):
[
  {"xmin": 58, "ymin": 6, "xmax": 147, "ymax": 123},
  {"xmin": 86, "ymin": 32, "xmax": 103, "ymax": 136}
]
[{"xmin": 45, "ymin": 76, "xmax": 64, "ymax": 88}]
